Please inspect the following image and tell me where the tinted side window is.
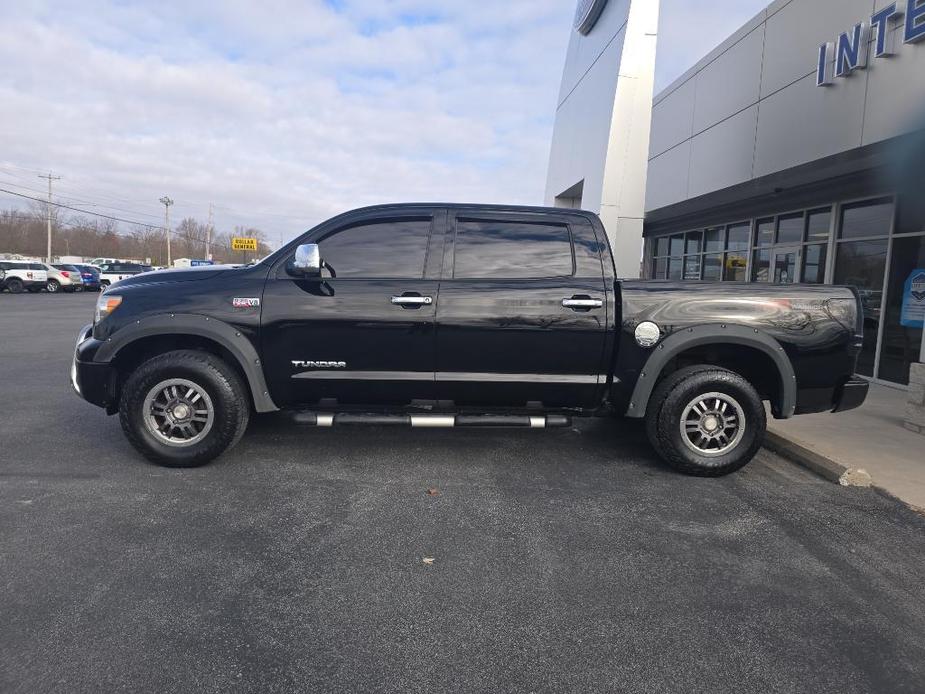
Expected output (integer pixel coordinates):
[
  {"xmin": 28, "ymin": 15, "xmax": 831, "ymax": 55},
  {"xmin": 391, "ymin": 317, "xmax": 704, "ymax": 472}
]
[
  {"xmin": 319, "ymin": 219, "xmax": 431, "ymax": 279},
  {"xmin": 453, "ymin": 220, "xmax": 574, "ymax": 279}
]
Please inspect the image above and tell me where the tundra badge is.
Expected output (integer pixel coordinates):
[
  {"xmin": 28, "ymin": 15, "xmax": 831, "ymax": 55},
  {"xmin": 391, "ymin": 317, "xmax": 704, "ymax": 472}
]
[{"xmin": 292, "ymin": 361, "xmax": 347, "ymax": 369}]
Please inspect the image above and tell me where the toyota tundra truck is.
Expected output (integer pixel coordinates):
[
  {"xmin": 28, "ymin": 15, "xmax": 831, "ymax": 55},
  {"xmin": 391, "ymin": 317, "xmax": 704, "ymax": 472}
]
[{"xmin": 71, "ymin": 204, "xmax": 869, "ymax": 476}]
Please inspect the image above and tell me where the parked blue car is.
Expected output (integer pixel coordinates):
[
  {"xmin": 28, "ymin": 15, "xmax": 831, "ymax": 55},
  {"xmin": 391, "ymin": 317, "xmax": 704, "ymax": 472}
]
[{"xmin": 74, "ymin": 264, "xmax": 101, "ymax": 292}]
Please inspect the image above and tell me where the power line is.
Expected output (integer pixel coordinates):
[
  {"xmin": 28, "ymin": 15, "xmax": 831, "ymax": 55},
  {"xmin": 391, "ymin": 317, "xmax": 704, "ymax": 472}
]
[
  {"xmin": 0, "ymin": 186, "xmax": 239, "ymax": 253},
  {"xmin": 0, "ymin": 185, "xmax": 165, "ymax": 230},
  {"xmin": 1, "ymin": 160, "xmax": 304, "ymax": 233},
  {"xmin": 0, "ymin": 174, "xmax": 187, "ymax": 222}
]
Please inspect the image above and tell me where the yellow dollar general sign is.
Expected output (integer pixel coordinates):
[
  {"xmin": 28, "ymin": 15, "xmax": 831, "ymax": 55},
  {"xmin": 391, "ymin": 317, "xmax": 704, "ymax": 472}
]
[{"xmin": 232, "ymin": 237, "xmax": 258, "ymax": 251}]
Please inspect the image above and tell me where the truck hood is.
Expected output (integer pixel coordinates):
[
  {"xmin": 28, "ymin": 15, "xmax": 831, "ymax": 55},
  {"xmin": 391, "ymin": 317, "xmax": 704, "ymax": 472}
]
[{"xmin": 110, "ymin": 265, "xmax": 236, "ymax": 289}]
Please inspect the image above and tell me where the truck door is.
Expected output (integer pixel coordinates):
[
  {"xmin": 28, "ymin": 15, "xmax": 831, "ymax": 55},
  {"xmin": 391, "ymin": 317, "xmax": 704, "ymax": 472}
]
[
  {"xmin": 261, "ymin": 209, "xmax": 445, "ymax": 408},
  {"xmin": 434, "ymin": 210, "xmax": 609, "ymax": 409}
]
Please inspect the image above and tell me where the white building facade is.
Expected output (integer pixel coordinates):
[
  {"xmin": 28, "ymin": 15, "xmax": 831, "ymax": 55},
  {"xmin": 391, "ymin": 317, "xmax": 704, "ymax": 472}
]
[
  {"xmin": 545, "ymin": 0, "xmax": 660, "ymax": 278},
  {"xmin": 547, "ymin": 0, "xmax": 925, "ymax": 387}
]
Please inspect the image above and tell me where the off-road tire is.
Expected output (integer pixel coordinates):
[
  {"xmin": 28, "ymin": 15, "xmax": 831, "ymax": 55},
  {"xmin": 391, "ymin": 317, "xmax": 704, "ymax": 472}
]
[
  {"xmin": 645, "ymin": 366, "xmax": 766, "ymax": 477},
  {"xmin": 119, "ymin": 350, "xmax": 250, "ymax": 467},
  {"xmin": 7, "ymin": 278, "xmax": 24, "ymax": 293},
  {"xmin": 645, "ymin": 365, "xmax": 717, "ymax": 450}
]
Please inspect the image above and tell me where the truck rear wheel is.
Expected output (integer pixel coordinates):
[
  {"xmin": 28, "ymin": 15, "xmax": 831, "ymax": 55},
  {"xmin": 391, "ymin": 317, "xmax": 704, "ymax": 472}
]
[
  {"xmin": 119, "ymin": 350, "xmax": 250, "ymax": 467},
  {"xmin": 645, "ymin": 366, "xmax": 766, "ymax": 477}
]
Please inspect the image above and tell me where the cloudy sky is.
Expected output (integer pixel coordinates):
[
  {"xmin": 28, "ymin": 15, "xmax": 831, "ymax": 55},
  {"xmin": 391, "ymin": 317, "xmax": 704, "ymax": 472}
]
[{"xmin": 0, "ymin": 0, "xmax": 768, "ymax": 246}]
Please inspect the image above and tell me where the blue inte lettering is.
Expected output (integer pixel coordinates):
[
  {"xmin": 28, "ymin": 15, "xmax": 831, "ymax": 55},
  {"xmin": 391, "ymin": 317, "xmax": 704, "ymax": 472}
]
[
  {"xmin": 906, "ymin": 0, "xmax": 925, "ymax": 43},
  {"xmin": 835, "ymin": 22, "xmax": 869, "ymax": 76},
  {"xmin": 871, "ymin": 3, "xmax": 902, "ymax": 57}
]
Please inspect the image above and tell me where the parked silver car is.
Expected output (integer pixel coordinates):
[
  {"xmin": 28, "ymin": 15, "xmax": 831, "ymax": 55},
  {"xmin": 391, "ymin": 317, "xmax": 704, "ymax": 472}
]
[{"xmin": 45, "ymin": 264, "xmax": 84, "ymax": 293}]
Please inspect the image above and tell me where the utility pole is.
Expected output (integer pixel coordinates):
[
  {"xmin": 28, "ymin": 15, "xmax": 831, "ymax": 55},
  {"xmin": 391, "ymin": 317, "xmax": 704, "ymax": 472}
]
[
  {"xmin": 207, "ymin": 202, "xmax": 214, "ymax": 261},
  {"xmin": 38, "ymin": 172, "xmax": 61, "ymax": 263},
  {"xmin": 159, "ymin": 196, "xmax": 174, "ymax": 267}
]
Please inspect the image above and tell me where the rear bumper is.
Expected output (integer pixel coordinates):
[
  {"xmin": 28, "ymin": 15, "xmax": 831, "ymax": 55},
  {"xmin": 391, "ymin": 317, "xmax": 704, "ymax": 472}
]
[
  {"xmin": 794, "ymin": 376, "xmax": 869, "ymax": 415},
  {"xmin": 832, "ymin": 377, "xmax": 869, "ymax": 414}
]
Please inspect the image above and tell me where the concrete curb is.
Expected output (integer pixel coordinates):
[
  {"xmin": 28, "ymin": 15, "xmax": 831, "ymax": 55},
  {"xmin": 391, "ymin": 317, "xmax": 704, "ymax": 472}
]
[{"xmin": 764, "ymin": 431, "xmax": 874, "ymax": 488}]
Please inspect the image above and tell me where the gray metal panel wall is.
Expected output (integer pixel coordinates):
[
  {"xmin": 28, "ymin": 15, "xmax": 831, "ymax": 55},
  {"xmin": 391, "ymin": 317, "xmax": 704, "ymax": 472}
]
[{"xmin": 646, "ymin": 0, "xmax": 925, "ymax": 215}]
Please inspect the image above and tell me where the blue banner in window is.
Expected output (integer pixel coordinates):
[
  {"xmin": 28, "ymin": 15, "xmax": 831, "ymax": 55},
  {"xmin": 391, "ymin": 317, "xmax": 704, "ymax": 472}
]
[{"xmin": 900, "ymin": 269, "xmax": 925, "ymax": 328}]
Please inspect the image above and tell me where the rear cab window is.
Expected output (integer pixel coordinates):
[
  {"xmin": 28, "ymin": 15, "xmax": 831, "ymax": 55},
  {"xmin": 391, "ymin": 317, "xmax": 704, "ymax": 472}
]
[{"xmin": 452, "ymin": 219, "xmax": 575, "ymax": 279}]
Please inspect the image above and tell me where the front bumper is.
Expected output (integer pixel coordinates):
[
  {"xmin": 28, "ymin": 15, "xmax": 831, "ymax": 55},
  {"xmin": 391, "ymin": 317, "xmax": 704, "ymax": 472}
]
[
  {"xmin": 72, "ymin": 324, "xmax": 117, "ymax": 410},
  {"xmin": 832, "ymin": 377, "xmax": 869, "ymax": 414}
]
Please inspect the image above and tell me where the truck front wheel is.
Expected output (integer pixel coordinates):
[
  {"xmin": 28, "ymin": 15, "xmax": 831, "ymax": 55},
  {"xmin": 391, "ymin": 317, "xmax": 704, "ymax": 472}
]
[
  {"xmin": 119, "ymin": 350, "xmax": 250, "ymax": 467},
  {"xmin": 645, "ymin": 366, "xmax": 766, "ymax": 477}
]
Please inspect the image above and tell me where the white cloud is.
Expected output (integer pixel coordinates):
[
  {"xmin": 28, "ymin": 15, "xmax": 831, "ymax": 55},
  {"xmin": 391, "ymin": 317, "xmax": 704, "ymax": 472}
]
[{"xmin": 0, "ymin": 0, "xmax": 769, "ymax": 245}]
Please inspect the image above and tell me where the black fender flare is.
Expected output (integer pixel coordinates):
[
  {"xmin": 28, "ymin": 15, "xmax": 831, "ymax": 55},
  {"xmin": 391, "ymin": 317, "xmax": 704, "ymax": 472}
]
[
  {"xmin": 93, "ymin": 314, "xmax": 279, "ymax": 413},
  {"xmin": 625, "ymin": 324, "xmax": 797, "ymax": 420}
]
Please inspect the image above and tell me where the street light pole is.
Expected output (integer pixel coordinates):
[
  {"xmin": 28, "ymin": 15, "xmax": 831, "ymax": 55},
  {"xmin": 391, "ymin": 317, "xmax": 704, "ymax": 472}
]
[
  {"xmin": 159, "ymin": 196, "xmax": 174, "ymax": 267},
  {"xmin": 207, "ymin": 202, "xmax": 214, "ymax": 261}
]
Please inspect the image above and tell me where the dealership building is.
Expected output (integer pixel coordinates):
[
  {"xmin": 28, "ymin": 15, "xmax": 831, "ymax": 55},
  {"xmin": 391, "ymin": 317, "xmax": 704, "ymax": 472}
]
[{"xmin": 547, "ymin": 0, "xmax": 925, "ymax": 387}]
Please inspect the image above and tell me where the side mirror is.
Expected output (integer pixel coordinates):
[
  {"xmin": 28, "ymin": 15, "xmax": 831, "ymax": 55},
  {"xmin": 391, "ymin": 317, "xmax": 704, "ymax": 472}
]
[{"xmin": 291, "ymin": 243, "xmax": 322, "ymax": 278}]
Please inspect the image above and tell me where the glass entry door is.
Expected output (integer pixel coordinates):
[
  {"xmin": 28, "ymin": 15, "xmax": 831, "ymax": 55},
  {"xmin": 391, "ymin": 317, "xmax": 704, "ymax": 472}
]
[
  {"xmin": 834, "ymin": 240, "xmax": 889, "ymax": 377},
  {"xmin": 878, "ymin": 235, "xmax": 925, "ymax": 384},
  {"xmin": 772, "ymin": 248, "xmax": 798, "ymax": 284}
]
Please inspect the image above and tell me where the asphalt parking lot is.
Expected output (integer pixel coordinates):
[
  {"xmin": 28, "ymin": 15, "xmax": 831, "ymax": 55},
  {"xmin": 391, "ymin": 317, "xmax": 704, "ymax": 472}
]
[{"xmin": 2, "ymin": 292, "xmax": 925, "ymax": 693}]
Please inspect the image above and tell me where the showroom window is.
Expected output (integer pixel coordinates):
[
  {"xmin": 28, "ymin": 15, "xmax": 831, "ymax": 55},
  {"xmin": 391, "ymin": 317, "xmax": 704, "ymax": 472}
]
[
  {"xmin": 833, "ymin": 198, "xmax": 894, "ymax": 378},
  {"xmin": 649, "ymin": 222, "xmax": 751, "ymax": 281},
  {"xmin": 750, "ymin": 208, "xmax": 832, "ymax": 285}
]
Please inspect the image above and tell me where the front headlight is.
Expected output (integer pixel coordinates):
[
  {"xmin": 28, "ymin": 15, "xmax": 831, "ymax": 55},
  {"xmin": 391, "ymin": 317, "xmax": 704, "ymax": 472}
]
[{"xmin": 95, "ymin": 294, "xmax": 123, "ymax": 323}]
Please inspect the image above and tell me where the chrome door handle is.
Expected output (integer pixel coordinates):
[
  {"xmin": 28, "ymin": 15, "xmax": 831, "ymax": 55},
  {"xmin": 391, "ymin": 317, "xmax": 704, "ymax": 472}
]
[
  {"xmin": 562, "ymin": 298, "xmax": 603, "ymax": 309},
  {"xmin": 391, "ymin": 295, "xmax": 433, "ymax": 306}
]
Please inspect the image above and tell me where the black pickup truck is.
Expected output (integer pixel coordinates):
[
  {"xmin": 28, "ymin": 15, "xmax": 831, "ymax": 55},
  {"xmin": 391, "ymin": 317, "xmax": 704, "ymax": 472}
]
[{"xmin": 72, "ymin": 204, "xmax": 868, "ymax": 476}]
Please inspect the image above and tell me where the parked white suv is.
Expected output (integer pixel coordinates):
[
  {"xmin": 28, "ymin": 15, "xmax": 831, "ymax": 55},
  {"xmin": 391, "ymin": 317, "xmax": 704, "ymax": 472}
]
[
  {"xmin": 0, "ymin": 261, "xmax": 48, "ymax": 293},
  {"xmin": 97, "ymin": 262, "xmax": 152, "ymax": 289}
]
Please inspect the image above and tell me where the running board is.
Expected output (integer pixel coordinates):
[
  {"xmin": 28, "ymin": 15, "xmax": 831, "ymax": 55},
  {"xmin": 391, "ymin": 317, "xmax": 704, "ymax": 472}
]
[{"xmin": 291, "ymin": 412, "xmax": 571, "ymax": 428}]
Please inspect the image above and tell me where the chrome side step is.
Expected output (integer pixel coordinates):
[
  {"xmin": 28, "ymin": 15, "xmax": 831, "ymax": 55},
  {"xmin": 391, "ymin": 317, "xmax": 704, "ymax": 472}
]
[{"xmin": 291, "ymin": 412, "xmax": 571, "ymax": 428}]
